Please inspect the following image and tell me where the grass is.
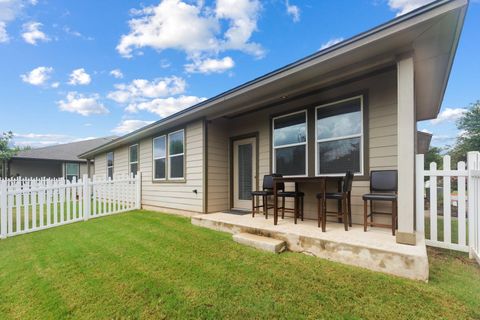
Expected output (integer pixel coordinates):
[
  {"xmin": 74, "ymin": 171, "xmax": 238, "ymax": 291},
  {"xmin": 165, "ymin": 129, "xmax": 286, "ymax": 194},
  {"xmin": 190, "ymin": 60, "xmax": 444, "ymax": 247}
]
[{"xmin": 0, "ymin": 210, "xmax": 478, "ymax": 319}]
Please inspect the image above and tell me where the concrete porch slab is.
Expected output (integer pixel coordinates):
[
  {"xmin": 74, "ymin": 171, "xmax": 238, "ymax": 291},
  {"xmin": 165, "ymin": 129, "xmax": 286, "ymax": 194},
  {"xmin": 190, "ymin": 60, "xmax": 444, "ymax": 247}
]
[
  {"xmin": 192, "ymin": 213, "xmax": 429, "ymax": 281},
  {"xmin": 233, "ymin": 233, "xmax": 286, "ymax": 253}
]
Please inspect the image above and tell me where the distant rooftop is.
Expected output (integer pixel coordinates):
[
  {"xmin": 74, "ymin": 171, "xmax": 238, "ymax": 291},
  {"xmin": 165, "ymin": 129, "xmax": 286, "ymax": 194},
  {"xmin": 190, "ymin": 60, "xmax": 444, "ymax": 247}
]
[{"xmin": 13, "ymin": 137, "xmax": 116, "ymax": 162}]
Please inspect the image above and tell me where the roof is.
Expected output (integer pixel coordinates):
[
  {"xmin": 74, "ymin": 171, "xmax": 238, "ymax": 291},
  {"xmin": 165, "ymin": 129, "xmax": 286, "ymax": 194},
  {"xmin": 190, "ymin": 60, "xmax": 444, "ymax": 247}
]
[
  {"xmin": 13, "ymin": 137, "xmax": 116, "ymax": 162},
  {"xmin": 80, "ymin": 0, "xmax": 468, "ymax": 159}
]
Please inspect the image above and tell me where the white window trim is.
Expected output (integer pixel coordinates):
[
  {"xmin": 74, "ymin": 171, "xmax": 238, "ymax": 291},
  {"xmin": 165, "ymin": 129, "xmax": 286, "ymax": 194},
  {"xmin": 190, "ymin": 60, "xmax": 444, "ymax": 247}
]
[
  {"xmin": 315, "ymin": 95, "xmax": 364, "ymax": 177},
  {"xmin": 129, "ymin": 144, "xmax": 139, "ymax": 176},
  {"xmin": 168, "ymin": 129, "xmax": 185, "ymax": 180},
  {"xmin": 152, "ymin": 135, "xmax": 167, "ymax": 181},
  {"xmin": 272, "ymin": 109, "xmax": 308, "ymax": 177},
  {"xmin": 106, "ymin": 151, "xmax": 114, "ymax": 179}
]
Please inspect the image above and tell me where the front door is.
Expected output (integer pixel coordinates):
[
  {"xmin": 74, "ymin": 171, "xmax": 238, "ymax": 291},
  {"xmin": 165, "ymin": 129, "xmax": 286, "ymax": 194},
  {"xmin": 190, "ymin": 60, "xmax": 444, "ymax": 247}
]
[{"xmin": 232, "ymin": 137, "xmax": 257, "ymax": 210}]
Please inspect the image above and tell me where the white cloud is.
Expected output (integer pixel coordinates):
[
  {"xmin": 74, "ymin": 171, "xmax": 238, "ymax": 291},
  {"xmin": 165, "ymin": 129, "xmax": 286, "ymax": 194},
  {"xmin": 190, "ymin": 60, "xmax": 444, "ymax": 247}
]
[
  {"xmin": 430, "ymin": 108, "xmax": 467, "ymax": 125},
  {"xmin": 0, "ymin": 22, "xmax": 9, "ymax": 43},
  {"xmin": 57, "ymin": 92, "xmax": 109, "ymax": 116},
  {"xmin": 51, "ymin": 82, "xmax": 60, "ymax": 88},
  {"xmin": 320, "ymin": 37, "xmax": 344, "ymax": 50},
  {"xmin": 112, "ymin": 119, "xmax": 154, "ymax": 134},
  {"xmin": 13, "ymin": 133, "xmax": 98, "ymax": 148},
  {"xmin": 0, "ymin": 0, "xmax": 38, "ymax": 43},
  {"xmin": 388, "ymin": 0, "xmax": 434, "ymax": 16},
  {"xmin": 285, "ymin": 1, "xmax": 300, "ymax": 22},
  {"xmin": 20, "ymin": 66, "xmax": 53, "ymax": 86},
  {"xmin": 117, "ymin": 0, "xmax": 263, "ymax": 64},
  {"xmin": 125, "ymin": 95, "xmax": 207, "ymax": 118},
  {"xmin": 110, "ymin": 69, "xmax": 124, "ymax": 79},
  {"xmin": 21, "ymin": 21, "xmax": 50, "ymax": 45},
  {"xmin": 108, "ymin": 76, "xmax": 187, "ymax": 103},
  {"xmin": 185, "ymin": 56, "xmax": 235, "ymax": 74},
  {"xmin": 68, "ymin": 68, "xmax": 91, "ymax": 85}
]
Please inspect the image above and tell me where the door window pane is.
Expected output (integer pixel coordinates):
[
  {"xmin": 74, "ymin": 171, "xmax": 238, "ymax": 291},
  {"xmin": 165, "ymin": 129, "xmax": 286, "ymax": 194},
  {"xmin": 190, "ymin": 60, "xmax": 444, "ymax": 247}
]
[
  {"xmin": 275, "ymin": 145, "xmax": 306, "ymax": 176},
  {"xmin": 238, "ymin": 144, "xmax": 252, "ymax": 200},
  {"xmin": 318, "ymin": 137, "xmax": 360, "ymax": 174}
]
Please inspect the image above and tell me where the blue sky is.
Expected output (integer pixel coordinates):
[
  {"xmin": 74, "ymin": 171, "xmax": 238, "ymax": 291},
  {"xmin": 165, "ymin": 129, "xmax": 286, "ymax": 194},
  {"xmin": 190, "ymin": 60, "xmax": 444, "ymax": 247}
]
[{"xmin": 0, "ymin": 0, "xmax": 478, "ymax": 148}]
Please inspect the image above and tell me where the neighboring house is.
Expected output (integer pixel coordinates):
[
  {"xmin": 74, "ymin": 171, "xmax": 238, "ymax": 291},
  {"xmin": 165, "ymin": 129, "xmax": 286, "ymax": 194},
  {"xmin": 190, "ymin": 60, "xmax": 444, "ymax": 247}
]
[
  {"xmin": 80, "ymin": 0, "xmax": 467, "ymax": 246},
  {"xmin": 8, "ymin": 137, "xmax": 116, "ymax": 180}
]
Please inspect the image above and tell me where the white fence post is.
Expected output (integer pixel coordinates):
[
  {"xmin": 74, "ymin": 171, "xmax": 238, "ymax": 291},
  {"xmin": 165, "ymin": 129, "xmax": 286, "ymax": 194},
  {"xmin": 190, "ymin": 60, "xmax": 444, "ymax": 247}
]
[
  {"xmin": 136, "ymin": 172, "xmax": 142, "ymax": 210},
  {"xmin": 0, "ymin": 180, "xmax": 7, "ymax": 239},
  {"xmin": 467, "ymin": 151, "xmax": 479, "ymax": 260},
  {"xmin": 83, "ymin": 174, "xmax": 90, "ymax": 221},
  {"xmin": 416, "ymin": 154, "xmax": 425, "ymax": 233}
]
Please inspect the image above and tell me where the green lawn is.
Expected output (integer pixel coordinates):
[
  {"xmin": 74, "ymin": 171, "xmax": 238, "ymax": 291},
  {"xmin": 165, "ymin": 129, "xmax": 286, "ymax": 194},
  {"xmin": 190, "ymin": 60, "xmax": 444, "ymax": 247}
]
[{"xmin": 0, "ymin": 211, "xmax": 478, "ymax": 319}]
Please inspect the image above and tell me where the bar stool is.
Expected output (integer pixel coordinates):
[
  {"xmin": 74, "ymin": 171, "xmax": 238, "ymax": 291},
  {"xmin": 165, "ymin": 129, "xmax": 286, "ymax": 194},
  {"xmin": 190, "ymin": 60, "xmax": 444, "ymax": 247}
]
[
  {"xmin": 316, "ymin": 171, "xmax": 354, "ymax": 232},
  {"xmin": 277, "ymin": 180, "xmax": 304, "ymax": 224},
  {"xmin": 251, "ymin": 174, "xmax": 282, "ymax": 219}
]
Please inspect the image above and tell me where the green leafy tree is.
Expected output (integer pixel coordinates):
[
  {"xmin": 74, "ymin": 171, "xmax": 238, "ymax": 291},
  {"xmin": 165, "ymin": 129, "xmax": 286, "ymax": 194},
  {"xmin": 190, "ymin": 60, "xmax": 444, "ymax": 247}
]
[
  {"xmin": 0, "ymin": 131, "xmax": 20, "ymax": 178},
  {"xmin": 425, "ymin": 146, "xmax": 443, "ymax": 169},
  {"xmin": 450, "ymin": 101, "xmax": 480, "ymax": 163}
]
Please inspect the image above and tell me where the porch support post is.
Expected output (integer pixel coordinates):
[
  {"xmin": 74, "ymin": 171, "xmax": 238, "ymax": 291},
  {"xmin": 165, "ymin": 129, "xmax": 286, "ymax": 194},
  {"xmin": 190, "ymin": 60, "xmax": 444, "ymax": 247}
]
[
  {"xmin": 396, "ymin": 56, "xmax": 416, "ymax": 245},
  {"xmin": 87, "ymin": 159, "xmax": 91, "ymax": 178}
]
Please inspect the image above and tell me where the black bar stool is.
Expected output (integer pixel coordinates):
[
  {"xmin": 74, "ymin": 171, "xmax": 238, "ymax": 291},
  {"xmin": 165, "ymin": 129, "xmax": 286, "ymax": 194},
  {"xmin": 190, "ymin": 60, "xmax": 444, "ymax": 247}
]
[{"xmin": 251, "ymin": 174, "xmax": 282, "ymax": 219}]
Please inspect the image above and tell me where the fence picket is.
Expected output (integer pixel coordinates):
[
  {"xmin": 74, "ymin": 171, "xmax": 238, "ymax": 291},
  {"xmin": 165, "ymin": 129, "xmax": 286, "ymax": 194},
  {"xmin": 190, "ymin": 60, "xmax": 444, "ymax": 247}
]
[
  {"xmin": 429, "ymin": 162, "xmax": 438, "ymax": 242},
  {"xmin": 458, "ymin": 161, "xmax": 466, "ymax": 246},
  {"xmin": 443, "ymin": 156, "xmax": 452, "ymax": 244}
]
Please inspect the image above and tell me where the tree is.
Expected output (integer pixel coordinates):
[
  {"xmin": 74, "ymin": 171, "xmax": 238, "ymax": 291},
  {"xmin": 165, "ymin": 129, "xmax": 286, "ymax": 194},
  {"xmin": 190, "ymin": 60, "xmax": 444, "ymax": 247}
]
[
  {"xmin": 450, "ymin": 100, "xmax": 480, "ymax": 163},
  {"xmin": 425, "ymin": 146, "xmax": 443, "ymax": 169},
  {"xmin": 0, "ymin": 131, "xmax": 19, "ymax": 178}
]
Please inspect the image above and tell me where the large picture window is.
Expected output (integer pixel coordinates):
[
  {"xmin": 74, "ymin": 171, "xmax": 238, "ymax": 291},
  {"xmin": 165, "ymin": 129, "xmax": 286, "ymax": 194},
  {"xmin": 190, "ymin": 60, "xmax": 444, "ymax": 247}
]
[
  {"xmin": 153, "ymin": 136, "xmax": 166, "ymax": 180},
  {"xmin": 272, "ymin": 110, "xmax": 307, "ymax": 176},
  {"xmin": 106, "ymin": 152, "xmax": 114, "ymax": 179},
  {"xmin": 315, "ymin": 96, "xmax": 363, "ymax": 176},
  {"xmin": 168, "ymin": 130, "xmax": 185, "ymax": 179},
  {"xmin": 129, "ymin": 144, "xmax": 138, "ymax": 176}
]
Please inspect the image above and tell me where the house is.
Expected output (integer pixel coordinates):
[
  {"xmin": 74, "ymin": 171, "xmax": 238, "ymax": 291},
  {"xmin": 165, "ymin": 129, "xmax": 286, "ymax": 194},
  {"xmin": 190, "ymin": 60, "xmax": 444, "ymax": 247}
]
[
  {"xmin": 80, "ymin": 0, "xmax": 467, "ymax": 262},
  {"xmin": 7, "ymin": 137, "xmax": 115, "ymax": 179}
]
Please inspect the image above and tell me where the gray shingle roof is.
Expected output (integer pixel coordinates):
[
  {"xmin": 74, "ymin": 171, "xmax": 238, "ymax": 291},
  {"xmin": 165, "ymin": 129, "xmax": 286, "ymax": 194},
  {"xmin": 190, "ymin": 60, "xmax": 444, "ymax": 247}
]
[{"xmin": 13, "ymin": 137, "xmax": 116, "ymax": 162}]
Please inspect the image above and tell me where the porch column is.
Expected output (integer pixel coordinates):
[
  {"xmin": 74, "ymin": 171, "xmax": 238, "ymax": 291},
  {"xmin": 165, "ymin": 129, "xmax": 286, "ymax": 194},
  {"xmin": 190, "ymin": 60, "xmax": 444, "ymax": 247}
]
[
  {"xmin": 87, "ymin": 159, "xmax": 91, "ymax": 178},
  {"xmin": 396, "ymin": 56, "xmax": 416, "ymax": 245}
]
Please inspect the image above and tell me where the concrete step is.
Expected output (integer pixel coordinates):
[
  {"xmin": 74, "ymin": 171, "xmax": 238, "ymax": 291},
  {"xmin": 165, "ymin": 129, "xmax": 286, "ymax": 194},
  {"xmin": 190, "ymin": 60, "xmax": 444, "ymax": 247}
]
[{"xmin": 232, "ymin": 233, "xmax": 286, "ymax": 253}]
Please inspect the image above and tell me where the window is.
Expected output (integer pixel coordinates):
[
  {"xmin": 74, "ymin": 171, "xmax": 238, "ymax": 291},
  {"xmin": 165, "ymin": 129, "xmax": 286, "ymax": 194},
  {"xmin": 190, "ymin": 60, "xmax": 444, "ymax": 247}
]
[
  {"xmin": 168, "ymin": 130, "xmax": 185, "ymax": 179},
  {"xmin": 153, "ymin": 136, "xmax": 166, "ymax": 180},
  {"xmin": 272, "ymin": 110, "xmax": 307, "ymax": 176},
  {"xmin": 129, "ymin": 144, "xmax": 139, "ymax": 176},
  {"xmin": 106, "ymin": 152, "xmax": 114, "ymax": 179},
  {"xmin": 315, "ymin": 96, "xmax": 363, "ymax": 176},
  {"xmin": 65, "ymin": 163, "xmax": 79, "ymax": 181}
]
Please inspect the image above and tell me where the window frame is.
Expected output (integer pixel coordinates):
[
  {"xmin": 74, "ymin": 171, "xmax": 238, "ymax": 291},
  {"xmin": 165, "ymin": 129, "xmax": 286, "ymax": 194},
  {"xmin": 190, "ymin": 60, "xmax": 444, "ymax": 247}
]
[
  {"xmin": 65, "ymin": 162, "xmax": 80, "ymax": 181},
  {"xmin": 106, "ymin": 151, "xmax": 114, "ymax": 179},
  {"xmin": 167, "ymin": 129, "xmax": 185, "ymax": 180},
  {"xmin": 314, "ymin": 95, "xmax": 364, "ymax": 177},
  {"xmin": 271, "ymin": 109, "xmax": 308, "ymax": 177},
  {"xmin": 129, "ymin": 144, "xmax": 139, "ymax": 176},
  {"xmin": 152, "ymin": 135, "xmax": 167, "ymax": 181}
]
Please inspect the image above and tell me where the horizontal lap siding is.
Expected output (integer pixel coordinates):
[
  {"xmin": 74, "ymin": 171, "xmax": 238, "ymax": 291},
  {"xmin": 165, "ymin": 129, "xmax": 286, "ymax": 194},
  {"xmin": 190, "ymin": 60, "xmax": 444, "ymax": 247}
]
[
  {"xmin": 139, "ymin": 120, "xmax": 204, "ymax": 213},
  {"xmin": 209, "ymin": 70, "xmax": 397, "ymax": 224},
  {"xmin": 207, "ymin": 119, "xmax": 229, "ymax": 212},
  {"xmin": 94, "ymin": 154, "xmax": 106, "ymax": 177}
]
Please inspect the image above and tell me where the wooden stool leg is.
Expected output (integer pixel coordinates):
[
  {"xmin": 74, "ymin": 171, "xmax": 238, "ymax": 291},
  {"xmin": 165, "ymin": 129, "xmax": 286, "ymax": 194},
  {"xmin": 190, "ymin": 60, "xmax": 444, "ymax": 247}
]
[
  {"xmin": 301, "ymin": 197, "xmax": 304, "ymax": 221},
  {"xmin": 294, "ymin": 197, "xmax": 298, "ymax": 224},
  {"xmin": 392, "ymin": 200, "xmax": 397, "ymax": 236},
  {"xmin": 252, "ymin": 195, "xmax": 255, "ymax": 217},
  {"xmin": 264, "ymin": 195, "xmax": 268, "ymax": 219},
  {"xmin": 322, "ymin": 198, "xmax": 327, "ymax": 232},
  {"xmin": 363, "ymin": 199, "xmax": 367, "ymax": 232},
  {"xmin": 370, "ymin": 200, "xmax": 374, "ymax": 222},
  {"xmin": 281, "ymin": 197, "xmax": 285, "ymax": 219},
  {"xmin": 343, "ymin": 197, "xmax": 348, "ymax": 231},
  {"xmin": 348, "ymin": 193, "xmax": 352, "ymax": 227},
  {"xmin": 317, "ymin": 197, "xmax": 321, "ymax": 228}
]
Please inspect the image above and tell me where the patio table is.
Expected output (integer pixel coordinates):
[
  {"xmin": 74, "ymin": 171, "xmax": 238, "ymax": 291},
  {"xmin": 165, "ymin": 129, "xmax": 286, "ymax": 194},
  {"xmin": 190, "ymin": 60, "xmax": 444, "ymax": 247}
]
[{"xmin": 272, "ymin": 176, "xmax": 343, "ymax": 225}]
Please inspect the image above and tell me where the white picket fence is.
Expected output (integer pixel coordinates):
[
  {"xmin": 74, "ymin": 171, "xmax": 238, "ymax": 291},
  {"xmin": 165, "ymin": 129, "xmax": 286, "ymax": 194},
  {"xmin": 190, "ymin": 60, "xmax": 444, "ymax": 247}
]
[
  {"xmin": 0, "ymin": 173, "xmax": 141, "ymax": 239},
  {"xmin": 416, "ymin": 152, "xmax": 480, "ymax": 263}
]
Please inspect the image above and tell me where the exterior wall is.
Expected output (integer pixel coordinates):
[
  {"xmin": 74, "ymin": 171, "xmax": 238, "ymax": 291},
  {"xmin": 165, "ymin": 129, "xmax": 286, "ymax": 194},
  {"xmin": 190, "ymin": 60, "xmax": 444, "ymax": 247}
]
[
  {"xmin": 207, "ymin": 69, "xmax": 398, "ymax": 224},
  {"xmin": 207, "ymin": 118, "xmax": 229, "ymax": 212},
  {"xmin": 9, "ymin": 159, "xmax": 63, "ymax": 178},
  {"xmin": 94, "ymin": 120, "xmax": 205, "ymax": 214}
]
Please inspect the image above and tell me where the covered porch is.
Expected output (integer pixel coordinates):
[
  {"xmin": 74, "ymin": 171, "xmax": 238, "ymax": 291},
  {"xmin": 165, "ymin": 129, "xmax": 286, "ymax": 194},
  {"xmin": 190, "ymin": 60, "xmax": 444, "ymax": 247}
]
[{"xmin": 192, "ymin": 212, "xmax": 428, "ymax": 280}]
